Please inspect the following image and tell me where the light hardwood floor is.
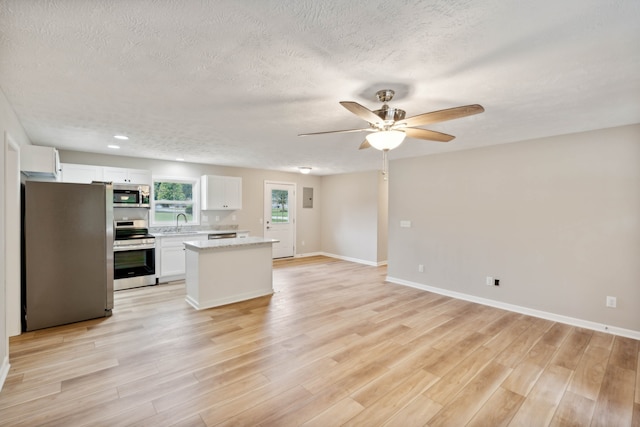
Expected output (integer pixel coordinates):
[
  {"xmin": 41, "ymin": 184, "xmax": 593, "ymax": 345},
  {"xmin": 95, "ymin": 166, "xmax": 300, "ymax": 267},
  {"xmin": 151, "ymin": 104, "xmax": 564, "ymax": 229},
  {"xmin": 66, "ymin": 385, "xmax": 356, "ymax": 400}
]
[{"xmin": 1, "ymin": 256, "xmax": 638, "ymax": 426}]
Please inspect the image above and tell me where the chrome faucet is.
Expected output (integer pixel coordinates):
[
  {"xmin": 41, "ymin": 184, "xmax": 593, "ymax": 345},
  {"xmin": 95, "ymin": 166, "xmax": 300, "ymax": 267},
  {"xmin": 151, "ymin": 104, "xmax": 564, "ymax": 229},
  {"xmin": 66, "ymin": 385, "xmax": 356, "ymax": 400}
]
[{"xmin": 176, "ymin": 213, "xmax": 188, "ymax": 232}]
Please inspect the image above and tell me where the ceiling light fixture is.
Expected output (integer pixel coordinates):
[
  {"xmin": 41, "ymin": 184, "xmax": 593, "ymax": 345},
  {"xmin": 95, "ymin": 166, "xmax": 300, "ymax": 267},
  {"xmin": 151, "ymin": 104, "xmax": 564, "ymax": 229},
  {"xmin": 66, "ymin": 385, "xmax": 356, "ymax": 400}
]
[
  {"xmin": 176, "ymin": 157, "xmax": 185, "ymax": 161},
  {"xmin": 365, "ymin": 130, "xmax": 406, "ymax": 151},
  {"xmin": 298, "ymin": 167, "xmax": 312, "ymax": 174},
  {"xmin": 364, "ymin": 130, "xmax": 406, "ymax": 179},
  {"xmin": 107, "ymin": 144, "xmax": 120, "ymax": 149},
  {"xmin": 113, "ymin": 135, "xmax": 129, "ymax": 140}
]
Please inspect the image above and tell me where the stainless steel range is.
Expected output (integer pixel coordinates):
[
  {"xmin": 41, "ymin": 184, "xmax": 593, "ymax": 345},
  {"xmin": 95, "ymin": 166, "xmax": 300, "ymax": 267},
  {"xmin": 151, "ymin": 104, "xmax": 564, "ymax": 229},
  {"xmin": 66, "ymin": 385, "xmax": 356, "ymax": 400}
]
[{"xmin": 114, "ymin": 219, "xmax": 156, "ymax": 290}]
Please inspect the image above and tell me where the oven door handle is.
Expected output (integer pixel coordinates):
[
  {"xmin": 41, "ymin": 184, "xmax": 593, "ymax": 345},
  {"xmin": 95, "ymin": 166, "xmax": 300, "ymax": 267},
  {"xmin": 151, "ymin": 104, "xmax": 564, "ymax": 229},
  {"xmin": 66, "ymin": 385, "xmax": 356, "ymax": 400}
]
[{"xmin": 114, "ymin": 244, "xmax": 155, "ymax": 252}]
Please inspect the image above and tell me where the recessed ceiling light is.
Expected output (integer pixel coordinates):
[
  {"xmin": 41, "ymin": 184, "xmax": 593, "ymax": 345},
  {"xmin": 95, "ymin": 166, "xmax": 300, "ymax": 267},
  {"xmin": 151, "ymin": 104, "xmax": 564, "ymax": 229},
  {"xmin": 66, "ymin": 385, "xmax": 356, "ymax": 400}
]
[
  {"xmin": 113, "ymin": 135, "xmax": 129, "ymax": 140},
  {"xmin": 176, "ymin": 158, "xmax": 185, "ymax": 161},
  {"xmin": 107, "ymin": 144, "xmax": 120, "ymax": 149}
]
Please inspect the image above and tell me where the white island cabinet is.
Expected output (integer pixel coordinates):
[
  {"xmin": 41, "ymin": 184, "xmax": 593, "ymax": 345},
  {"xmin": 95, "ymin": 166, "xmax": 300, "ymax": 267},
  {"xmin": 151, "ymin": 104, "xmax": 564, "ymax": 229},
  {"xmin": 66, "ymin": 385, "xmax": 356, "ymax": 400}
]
[{"xmin": 184, "ymin": 237, "xmax": 278, "ymax": 310}]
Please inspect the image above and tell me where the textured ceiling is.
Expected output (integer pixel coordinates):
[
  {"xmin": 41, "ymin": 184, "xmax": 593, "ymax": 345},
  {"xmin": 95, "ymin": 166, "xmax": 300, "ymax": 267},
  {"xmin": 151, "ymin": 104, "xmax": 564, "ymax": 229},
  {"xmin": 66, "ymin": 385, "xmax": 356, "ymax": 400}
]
[{"xmin": 1, "ymin": 0, "xmax": 639, "ymax": 175}]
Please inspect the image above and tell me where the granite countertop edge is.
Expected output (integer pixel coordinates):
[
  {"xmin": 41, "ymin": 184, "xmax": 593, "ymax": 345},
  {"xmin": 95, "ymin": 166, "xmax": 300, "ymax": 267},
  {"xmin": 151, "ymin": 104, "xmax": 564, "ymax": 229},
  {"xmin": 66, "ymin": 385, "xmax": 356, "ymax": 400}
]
[
  {"xmin": 152, "ymin": 229, "xmax": 250, "ymax": 237},
  {"xmin": 183, "ymin": 237, "xmax": 279, "ymax": 251}
]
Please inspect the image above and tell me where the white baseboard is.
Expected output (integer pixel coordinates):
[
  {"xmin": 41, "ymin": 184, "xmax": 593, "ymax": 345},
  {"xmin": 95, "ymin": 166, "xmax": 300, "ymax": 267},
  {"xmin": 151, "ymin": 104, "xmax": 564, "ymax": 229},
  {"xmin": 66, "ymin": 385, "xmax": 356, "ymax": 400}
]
[
  {"xmin": 387, "ymin": 276, "xmax": 640, "ymax": 340},
  {"xmin": 321, "ymin": 252, "xmax": 387, "ymax": 267},
  {"xmin": 0, "ymin": 355, "xmax": 9, "ymax": 392},
  {"xmin": 185, "ymin": 289, "xmax": 273, "ymax": 311},
  {"xmin": 294, "ymin": 252, "xmax": 323, "ymax": 258}
]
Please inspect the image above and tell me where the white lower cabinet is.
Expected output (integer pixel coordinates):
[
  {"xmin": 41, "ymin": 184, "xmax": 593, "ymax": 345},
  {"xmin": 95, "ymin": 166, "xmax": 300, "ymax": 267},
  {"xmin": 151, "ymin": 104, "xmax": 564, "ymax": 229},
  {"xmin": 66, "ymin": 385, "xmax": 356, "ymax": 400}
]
[{"xmin": 157, "ymin": 234, "xmax": 208, "ymax": 282}]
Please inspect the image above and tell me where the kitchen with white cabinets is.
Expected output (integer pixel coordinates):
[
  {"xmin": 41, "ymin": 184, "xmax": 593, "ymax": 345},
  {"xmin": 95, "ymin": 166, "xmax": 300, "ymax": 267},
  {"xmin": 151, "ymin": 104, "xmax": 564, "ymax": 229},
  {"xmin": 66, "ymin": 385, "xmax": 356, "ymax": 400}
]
[
  {"xmin": 55, "ymin": 149, "xmax": 322, "ymax": 262},
  {"xmin": 58, "ymin": 160, "xmax": 276, "ymax": 288}
]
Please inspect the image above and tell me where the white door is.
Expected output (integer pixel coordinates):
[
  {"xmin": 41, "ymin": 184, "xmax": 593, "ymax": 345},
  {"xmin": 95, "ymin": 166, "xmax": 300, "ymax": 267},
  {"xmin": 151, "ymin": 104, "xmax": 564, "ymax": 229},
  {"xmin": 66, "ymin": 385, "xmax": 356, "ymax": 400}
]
[{"xmin": 264, "ymin": 181, "xmax": 295, "ymax": 258}]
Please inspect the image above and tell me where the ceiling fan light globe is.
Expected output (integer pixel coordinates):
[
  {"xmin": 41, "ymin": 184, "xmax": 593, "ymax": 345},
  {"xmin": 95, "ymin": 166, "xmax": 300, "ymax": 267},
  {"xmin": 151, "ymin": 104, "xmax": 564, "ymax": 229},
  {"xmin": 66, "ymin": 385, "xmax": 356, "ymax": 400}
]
[{"xmin": 366, "ymin": 130, "xmax": 406, "ymax": 151}]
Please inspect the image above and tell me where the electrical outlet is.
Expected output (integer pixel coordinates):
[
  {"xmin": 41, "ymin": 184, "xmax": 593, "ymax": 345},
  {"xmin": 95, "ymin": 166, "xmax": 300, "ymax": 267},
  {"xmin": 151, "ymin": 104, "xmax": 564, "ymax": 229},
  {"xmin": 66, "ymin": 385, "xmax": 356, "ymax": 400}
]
[
  {"xmin": 606, "ymin": 296, "xmax": 617, "ymax": 308},
  {"xmin": 301, "ymin": 240, "xmax": 305, "ymax": 246},
  {"xmin": 418, "ymin": 264, "xmax": 424, "ymax": 273},
  {"xmin": 486, "ymin": 276, "xmax": 494, "ymax": 286},
  {"xmin": 215, "ymin": 215, "xmax": 220, "ymax": 222},
  {"xmin": 232, "ymin": 215, "xmax": 236, "ymax": 221}
]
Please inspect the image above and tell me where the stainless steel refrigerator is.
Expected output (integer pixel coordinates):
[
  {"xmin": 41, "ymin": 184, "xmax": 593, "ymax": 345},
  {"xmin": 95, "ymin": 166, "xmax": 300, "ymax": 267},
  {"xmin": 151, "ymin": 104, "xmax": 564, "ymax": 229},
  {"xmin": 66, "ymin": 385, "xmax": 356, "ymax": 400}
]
[{"xmin": 22, "ymin": 181, "xmax": 114, "ymax": 331}]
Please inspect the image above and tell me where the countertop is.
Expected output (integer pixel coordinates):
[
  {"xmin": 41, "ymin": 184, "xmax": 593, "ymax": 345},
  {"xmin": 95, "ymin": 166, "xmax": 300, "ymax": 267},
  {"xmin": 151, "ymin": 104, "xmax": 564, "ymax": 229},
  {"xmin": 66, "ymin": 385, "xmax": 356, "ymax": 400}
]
[
  {"xmin": 184, "ymin": 237, "xmax": 279, "ymax": 251},
  {"xmin": 151, "ymin": 229, "xmax": 249, "ymax": 237}
]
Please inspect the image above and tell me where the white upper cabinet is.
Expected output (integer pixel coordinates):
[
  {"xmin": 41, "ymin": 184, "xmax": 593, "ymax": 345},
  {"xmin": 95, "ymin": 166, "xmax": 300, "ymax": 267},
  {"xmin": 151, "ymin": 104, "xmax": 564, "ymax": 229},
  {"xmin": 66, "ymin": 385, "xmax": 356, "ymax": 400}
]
[
  {"xmin": 103, "ymin": 167, "xmax": 151, "ymax": 185},
  {"xmin": 60, "ymin": 163, "xmax": 103, "ymax": 183},
  {"xmin": 21, "ymin": 145, "xmax": 60, "ymax": 180},
  {"xmin": 201, "ymin": 175, "xmax": 242, "ymax": 210},
  {"xmin": 61, "ymin": 164, "xmax": 151, "ymax": 185}
]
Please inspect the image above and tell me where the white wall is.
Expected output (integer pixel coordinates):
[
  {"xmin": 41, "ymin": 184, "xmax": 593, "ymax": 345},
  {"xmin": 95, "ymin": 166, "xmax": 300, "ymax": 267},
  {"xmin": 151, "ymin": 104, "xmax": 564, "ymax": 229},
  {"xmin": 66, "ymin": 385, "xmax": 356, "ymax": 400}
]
[
  {"xmin": 0, "ymin": 86, "xmax": 32, "ymax": 391},
  {"xmin": 387, "ymin": 124, "xmax": 640, "ymax": 335}
]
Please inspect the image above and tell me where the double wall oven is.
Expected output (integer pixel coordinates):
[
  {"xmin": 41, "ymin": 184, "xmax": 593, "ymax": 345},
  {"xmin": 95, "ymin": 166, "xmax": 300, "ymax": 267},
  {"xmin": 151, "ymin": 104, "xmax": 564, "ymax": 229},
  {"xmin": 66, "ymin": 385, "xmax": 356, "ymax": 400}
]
[{"xmin": 113, "ymin": 219, "xmax": 156, "ymax": 291}]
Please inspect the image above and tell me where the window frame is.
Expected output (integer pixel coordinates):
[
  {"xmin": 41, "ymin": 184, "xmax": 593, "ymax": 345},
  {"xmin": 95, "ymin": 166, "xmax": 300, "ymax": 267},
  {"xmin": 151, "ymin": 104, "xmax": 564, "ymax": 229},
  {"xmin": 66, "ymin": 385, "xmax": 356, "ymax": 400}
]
[{"xmin": 151, "ymin": 175, "xmax": 200, "ymax": 226}]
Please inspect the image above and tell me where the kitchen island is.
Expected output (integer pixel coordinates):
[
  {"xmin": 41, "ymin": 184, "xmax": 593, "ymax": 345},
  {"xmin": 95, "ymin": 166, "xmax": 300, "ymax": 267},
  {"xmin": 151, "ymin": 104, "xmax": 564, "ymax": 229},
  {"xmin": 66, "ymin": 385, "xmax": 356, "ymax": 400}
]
[{"xmin": 183, "ymin": 237, "xmax": 278, "ymax": 310}]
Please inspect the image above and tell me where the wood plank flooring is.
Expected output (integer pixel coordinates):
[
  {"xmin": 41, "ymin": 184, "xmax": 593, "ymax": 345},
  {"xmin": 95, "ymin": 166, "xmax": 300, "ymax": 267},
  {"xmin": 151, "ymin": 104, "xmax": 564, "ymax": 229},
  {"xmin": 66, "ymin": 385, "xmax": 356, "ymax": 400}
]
[{"xmin": 1, "ymin": 256, "xmax": 638, "ymax": 426}]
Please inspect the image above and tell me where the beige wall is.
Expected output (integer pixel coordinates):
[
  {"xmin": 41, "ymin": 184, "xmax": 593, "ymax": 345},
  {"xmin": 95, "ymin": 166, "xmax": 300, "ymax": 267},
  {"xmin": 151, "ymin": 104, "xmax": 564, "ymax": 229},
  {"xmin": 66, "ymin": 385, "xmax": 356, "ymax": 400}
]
[
  {"xmin": 59, "ymin": 150, "xmax": 323, "ymax": 255},
  {"xmin": 320, "ymin": 170, "xmax": 387, "ymax": 265},
  {"xmin": 388, "ymin": 124, "xmax": 640, "ymax": 333}
]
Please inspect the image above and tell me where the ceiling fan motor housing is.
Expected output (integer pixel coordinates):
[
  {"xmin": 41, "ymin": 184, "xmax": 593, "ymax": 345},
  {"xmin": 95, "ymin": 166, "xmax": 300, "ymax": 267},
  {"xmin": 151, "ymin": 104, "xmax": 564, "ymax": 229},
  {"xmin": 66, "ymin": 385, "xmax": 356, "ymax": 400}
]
[{"xmin": 374, "ymin": 105, "xmax": 406, "ymax": 129}]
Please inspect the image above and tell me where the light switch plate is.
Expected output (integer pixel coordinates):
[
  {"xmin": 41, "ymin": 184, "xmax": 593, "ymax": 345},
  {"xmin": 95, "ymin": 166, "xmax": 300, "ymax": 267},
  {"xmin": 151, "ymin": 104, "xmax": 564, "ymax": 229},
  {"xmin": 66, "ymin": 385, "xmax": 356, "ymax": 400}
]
[{"xmin": 400, "ymin": 220, "xmax": 411, "ymax": 228}]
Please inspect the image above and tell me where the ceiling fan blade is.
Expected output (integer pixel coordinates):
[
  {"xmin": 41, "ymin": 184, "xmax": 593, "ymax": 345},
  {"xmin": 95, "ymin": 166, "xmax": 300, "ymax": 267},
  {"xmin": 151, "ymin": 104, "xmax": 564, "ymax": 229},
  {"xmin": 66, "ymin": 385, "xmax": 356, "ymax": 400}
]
[
  {"xmin": 339, "ymin": 101, "xmax": 383, "ymax": 124},
  {"xmin": 400, "ymin": 104, "xmax": 484, "ymax": 127},
  {"xmin": 359, "ymin": 140, "xmax": 371, "ymax": 150},
  {"xmin": 404, "ymin": 127, "xmax": 455, "ymax": 142},
  {"xmin": 298, "ymin": 128, "xmax": 370, "ymax": 136}
]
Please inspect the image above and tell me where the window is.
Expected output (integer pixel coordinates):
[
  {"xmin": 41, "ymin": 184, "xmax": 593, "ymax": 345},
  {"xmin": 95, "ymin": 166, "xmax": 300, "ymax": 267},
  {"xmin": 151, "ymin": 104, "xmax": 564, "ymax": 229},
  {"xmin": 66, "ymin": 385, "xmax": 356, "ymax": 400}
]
[
  {"xmin": 271, "ymin": 189, "xmax": 289, "ymax": 223},
  {"xmin": 152, "ymin": 177, "xmax": 199, "ymax": 225}
]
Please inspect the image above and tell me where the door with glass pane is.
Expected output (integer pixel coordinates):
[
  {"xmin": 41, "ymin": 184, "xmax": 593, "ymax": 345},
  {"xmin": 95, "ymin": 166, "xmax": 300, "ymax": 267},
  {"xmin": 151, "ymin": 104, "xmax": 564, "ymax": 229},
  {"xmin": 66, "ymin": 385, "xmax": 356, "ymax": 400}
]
[{"xmin": 264, "ymin": 181, "xmax": 295, "ymax": 258}]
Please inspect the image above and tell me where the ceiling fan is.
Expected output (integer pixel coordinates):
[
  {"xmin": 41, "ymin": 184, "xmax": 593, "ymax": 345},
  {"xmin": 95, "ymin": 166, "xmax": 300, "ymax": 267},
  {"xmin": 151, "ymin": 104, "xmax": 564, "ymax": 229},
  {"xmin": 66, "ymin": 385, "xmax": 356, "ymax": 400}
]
[{"xmin": 299, "ymin": 89, "xmax": 484, "ymax": 154}]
